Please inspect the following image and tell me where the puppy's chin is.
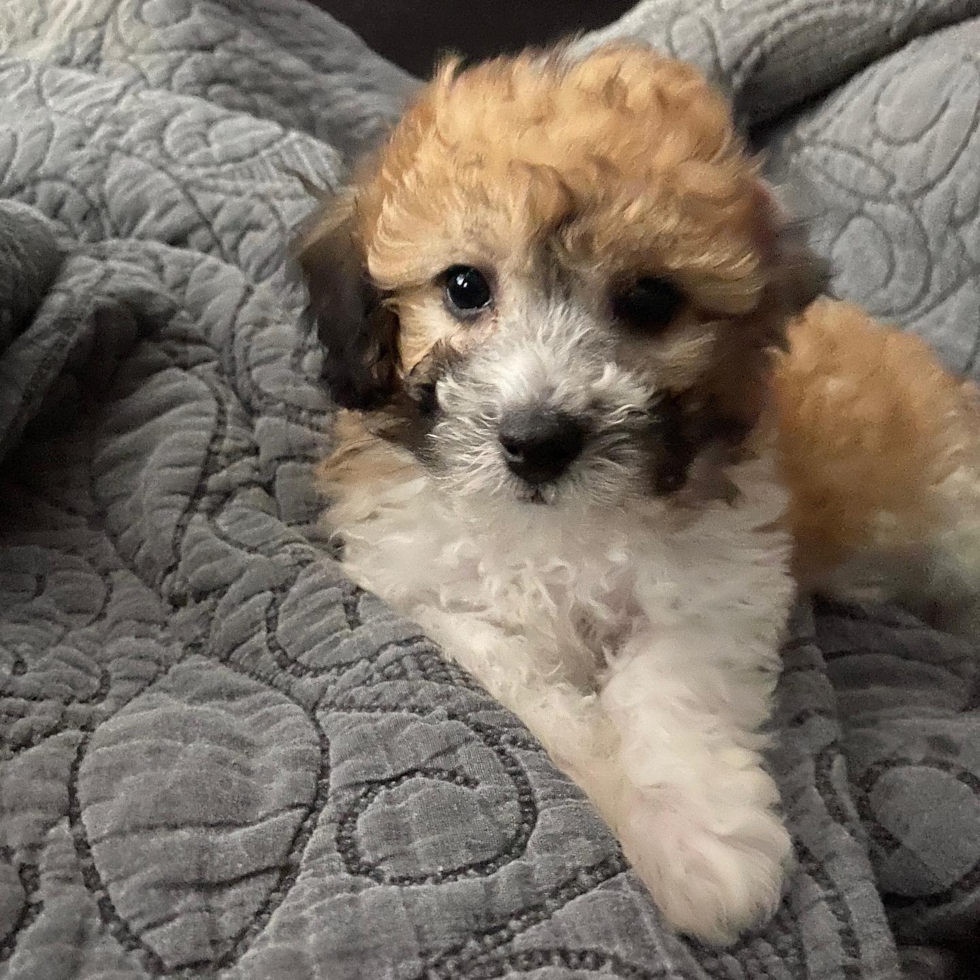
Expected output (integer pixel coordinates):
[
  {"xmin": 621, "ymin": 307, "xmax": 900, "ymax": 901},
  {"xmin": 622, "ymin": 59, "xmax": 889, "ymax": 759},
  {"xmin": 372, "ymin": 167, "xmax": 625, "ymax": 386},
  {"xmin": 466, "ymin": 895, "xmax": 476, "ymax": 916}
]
[
  {"xmin": 431, "ymin": 447, "xmax": 645, "ymax": 517},
  {"xmin": 516, "ymin": 485, "xmax": 551, "ymax": 506},
  {"xmin": 509, "ymin": 477, "xmax": 574, "ymax": 509},
  {"xmin": 515, "ymin": 466, "xmax": 640, "ymax": 511}
]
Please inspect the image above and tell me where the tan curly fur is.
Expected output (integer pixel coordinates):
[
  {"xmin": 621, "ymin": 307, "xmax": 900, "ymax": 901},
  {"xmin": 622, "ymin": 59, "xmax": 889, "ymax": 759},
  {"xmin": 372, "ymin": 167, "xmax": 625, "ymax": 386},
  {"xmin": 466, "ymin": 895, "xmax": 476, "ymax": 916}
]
[{"xmin": 298, "ymin": 47, "xmax": 799, "ymax": 433}]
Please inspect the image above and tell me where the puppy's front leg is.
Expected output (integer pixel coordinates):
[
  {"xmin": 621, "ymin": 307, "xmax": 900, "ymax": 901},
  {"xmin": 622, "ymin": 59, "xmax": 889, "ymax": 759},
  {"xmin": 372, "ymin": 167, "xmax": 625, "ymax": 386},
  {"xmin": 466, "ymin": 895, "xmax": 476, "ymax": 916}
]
[
  {"xmin": 414, "ymin": 609, "xmax": 626, "ymax": 827},
  {"xmin": 601, "ymin": 631, "xmax": 790, "ymax": 945}
]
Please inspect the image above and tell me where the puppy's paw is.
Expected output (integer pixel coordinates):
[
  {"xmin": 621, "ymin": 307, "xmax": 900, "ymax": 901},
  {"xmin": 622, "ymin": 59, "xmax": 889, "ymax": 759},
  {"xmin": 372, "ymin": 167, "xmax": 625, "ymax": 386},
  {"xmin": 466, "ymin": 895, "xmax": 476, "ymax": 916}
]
[{"xmin": 618, "ymin": 785, "xmax": 792, "ymax": 946}]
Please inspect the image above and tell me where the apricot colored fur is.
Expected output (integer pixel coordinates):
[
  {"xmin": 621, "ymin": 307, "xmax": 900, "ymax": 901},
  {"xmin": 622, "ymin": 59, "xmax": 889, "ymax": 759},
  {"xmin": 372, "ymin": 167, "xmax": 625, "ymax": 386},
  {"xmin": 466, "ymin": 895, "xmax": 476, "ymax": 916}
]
[{"xmin": 774, "ymin": 299, "xmax": 980, "ymax": 586}]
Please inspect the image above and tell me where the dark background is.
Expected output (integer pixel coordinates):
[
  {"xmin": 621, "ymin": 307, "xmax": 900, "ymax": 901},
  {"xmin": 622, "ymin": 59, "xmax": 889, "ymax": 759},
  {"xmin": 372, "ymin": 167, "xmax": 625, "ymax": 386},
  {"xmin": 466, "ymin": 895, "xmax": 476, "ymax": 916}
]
[{"xmin": 308, "ymin": 1, "xmax": 636, "ymax": 76}]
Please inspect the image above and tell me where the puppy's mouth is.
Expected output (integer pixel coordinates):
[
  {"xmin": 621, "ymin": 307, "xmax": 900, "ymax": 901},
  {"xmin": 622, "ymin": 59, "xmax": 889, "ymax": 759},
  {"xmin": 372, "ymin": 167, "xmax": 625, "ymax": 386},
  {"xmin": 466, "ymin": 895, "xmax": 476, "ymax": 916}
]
[{"xmin": 516, "ymin": 485, "xmax": 551, "ymax": 506}]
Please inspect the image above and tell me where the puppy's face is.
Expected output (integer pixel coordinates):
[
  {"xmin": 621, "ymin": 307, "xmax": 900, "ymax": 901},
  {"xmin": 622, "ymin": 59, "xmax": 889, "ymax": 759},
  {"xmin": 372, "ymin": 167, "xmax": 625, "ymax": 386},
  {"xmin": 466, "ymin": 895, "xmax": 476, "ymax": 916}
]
[{"xmin": 296, "ymin": 46, "xmax": 825, "ymax": 510}]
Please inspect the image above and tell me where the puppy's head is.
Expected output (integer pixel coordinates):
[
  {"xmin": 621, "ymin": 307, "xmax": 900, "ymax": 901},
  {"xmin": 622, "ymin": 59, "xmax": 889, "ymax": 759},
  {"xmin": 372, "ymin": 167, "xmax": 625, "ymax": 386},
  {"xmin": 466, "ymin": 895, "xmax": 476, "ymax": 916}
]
[{"xmin": 295, "ymin": 45, "xmax": 827, "ymax": 510}]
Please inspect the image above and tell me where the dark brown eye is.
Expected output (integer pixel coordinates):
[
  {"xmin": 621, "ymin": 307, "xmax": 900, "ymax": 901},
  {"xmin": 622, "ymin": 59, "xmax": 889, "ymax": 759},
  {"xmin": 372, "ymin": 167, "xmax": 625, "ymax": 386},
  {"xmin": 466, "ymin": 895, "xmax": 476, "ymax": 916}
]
[
  {"xmin": 611, "ymin": 276, "xmax": 684, "ymax": 332},
  {"xmin": 444, "ymin": 265, "xmax": 492, "ymax": 316}
]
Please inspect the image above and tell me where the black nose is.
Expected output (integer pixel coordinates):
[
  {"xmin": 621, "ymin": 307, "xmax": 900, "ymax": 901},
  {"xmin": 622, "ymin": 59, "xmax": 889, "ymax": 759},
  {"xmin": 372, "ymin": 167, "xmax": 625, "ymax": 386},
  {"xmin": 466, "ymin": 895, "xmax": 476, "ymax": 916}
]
[{"xmin": 498, "ymin": 409, "xmax": 586, "ymax": 485}]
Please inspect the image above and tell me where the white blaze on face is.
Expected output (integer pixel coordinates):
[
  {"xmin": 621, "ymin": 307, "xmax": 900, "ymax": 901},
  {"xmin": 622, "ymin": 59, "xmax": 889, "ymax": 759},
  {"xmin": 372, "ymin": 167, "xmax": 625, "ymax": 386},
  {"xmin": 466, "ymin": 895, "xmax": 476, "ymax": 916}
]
[{"xmin": 432, "ymin": 295, "xmax": 658, "ymax": 508}]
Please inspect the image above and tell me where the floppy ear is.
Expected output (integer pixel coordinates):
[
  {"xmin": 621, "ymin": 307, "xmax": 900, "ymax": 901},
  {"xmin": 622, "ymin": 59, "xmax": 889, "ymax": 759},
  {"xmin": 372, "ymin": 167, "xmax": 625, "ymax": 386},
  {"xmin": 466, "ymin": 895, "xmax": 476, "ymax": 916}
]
[
  {"xmin": 752, "ymin": 181, "xmax": 832, "ymax": 321},
  {"xmin": 292, "ymin": 191, "xmax": 399, "ymax": 410}
]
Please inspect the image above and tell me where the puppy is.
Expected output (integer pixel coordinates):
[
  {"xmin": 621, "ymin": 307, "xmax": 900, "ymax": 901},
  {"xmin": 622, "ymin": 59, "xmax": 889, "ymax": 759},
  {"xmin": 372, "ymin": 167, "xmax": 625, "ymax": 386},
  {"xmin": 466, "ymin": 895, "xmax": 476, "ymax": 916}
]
[{"xmin": 293, "ymin": 45, "xmax": 980, "ymax": 944}]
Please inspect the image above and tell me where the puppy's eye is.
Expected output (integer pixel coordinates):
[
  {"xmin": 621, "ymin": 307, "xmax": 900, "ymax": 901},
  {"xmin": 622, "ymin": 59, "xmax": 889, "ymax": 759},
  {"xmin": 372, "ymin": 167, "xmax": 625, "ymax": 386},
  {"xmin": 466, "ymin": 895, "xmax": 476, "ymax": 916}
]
[
  {"xmin": 612, "ymin": 276, "xmax": 684, "ymax": 333},
  {"xmin": 444, "ymin": 265, "xmax": 492, "ymax": 316}
]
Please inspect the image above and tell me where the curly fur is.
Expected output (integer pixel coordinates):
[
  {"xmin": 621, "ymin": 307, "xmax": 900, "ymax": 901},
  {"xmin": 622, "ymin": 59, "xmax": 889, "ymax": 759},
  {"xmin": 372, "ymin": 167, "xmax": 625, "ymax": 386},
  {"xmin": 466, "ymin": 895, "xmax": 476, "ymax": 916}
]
[{"xmin": 296, "ymin": 44, "xmax": 980, "ymax": 945}]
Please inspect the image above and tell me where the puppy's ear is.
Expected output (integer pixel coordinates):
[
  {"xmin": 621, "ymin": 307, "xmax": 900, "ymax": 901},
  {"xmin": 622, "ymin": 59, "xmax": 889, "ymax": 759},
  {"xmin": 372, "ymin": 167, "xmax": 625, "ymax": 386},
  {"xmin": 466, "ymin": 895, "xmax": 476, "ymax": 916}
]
[
  {"xmin": 752, "ymin": 181, "xmax": 832, "ymax": 319},
  {"xmin": 292, "ymin": 191, "xmax": 399, "ymax": 410}
]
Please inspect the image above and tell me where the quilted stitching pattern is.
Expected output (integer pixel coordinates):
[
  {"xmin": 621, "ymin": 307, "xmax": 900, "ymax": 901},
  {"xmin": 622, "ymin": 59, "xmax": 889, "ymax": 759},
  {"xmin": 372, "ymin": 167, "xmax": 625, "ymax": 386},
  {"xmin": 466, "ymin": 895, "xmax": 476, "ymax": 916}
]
[
  {"xmin": 764, "ymin": 19, "xmax": 980, "ymax": 377},
  {"xmin": 0, "ymin": 0, "xmax": 418, "ymax": 163},
  {"xmin": 580, "ymin": 0, "xmax": 980, "ymax": 125},
  {"xmin": 0, "ymin": 1, "xmax": 976, "ymax": 978}
]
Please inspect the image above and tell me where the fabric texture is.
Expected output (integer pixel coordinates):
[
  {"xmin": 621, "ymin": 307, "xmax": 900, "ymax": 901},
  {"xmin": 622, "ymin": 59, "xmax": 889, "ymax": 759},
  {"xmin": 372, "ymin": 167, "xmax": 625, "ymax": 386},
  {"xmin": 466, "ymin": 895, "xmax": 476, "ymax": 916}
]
[{"xmin": 0, "ymin": 2, "xmax": 977, "ymax": 978}]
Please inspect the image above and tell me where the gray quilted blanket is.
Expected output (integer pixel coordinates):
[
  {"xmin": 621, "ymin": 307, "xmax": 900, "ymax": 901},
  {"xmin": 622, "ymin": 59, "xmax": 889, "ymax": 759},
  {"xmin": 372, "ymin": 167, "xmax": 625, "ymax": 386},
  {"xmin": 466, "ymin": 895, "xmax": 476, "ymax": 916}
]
[{"xmin": 0, "ymin": 2, "xmax": 977, "ymax": 978}]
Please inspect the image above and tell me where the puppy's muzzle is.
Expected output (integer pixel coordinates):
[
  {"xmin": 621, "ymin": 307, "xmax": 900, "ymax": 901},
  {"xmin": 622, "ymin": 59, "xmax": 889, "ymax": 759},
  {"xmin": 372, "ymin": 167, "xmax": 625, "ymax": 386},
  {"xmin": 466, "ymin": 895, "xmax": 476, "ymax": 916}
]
[{"xmin": 498, "ymin": 408, "xmax": 586, "ymax": 486}]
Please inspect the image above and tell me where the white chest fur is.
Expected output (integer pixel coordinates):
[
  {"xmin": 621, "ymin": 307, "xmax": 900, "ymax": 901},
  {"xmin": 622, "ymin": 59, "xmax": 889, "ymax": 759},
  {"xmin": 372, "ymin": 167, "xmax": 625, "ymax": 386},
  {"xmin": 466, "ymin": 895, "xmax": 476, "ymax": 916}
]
[{"xmin": 328, "ymin": 452, "xmax": 795, "ymax": 690}]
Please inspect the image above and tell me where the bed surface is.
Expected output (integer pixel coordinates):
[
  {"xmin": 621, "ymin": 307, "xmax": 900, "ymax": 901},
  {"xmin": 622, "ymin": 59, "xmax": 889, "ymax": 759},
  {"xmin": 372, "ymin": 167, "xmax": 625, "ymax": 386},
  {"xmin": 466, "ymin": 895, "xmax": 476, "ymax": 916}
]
[{"xmin": 1, "ymin": 2, "xmax": 978, "ymax": 977}]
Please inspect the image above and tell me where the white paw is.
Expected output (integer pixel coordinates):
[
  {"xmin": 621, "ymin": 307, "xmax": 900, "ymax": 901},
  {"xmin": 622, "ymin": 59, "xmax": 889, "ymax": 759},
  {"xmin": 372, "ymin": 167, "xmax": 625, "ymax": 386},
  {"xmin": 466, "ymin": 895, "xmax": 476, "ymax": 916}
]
[{"xmin": 617, "ymin": 784, "xmax": 792, "ymax": 946}]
